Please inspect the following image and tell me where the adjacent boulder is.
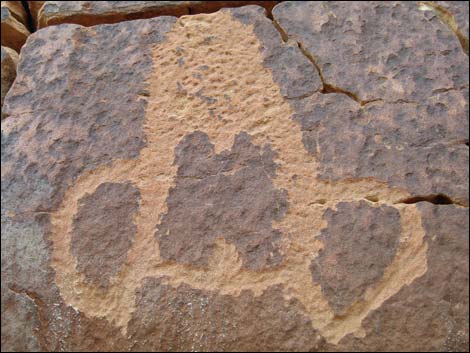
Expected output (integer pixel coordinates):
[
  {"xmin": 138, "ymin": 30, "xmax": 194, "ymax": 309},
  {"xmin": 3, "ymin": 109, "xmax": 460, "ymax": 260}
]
[
  {"xmin": 37, "ymin": 1, "xmax": 279, "ymax": 27},
  {"xmin": 1, "ymin": 3, "xmax": 469, "ymax": 352},
  {"xmin": 1, "ymin": 4, "xmax": 30, "ymax": 52},
  {"xmin": 1, "ymin": 1, "xmax": 28, "ymax": 25},
  {"xmin": 1, "ymin": 45, "xmax": 18, "ymax": 116}
]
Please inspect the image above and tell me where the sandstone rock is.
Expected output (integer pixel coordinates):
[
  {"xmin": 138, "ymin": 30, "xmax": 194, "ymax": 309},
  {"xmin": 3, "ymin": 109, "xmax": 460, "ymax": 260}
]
[
  {"xmin": 272, "ymin": 1, "xmax": 469, "ymax": 103},
  {"xmin": 37, "ymin": 1, "xmax": 279, "ymax": 27},
  {"xmin": 1, "ymin": 1, "xmax": 28, "ymax": 25},
  {"xmin": 1, "ymin": 4, "xmax": 30, "ymax": 52},
  {"xmin": 1, "ymin": 3, "xmax": 469, "ymax": 352},
  {"xmin": 1, "ymin": 46, "xmax": 18, "ymax": 117}
]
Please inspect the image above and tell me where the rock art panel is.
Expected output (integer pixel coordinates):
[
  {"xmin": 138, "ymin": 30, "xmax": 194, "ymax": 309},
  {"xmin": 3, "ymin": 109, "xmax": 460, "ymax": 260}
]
[{"xmin": 1, "ymin": 3, "xmax": 468, "ymax": 352}]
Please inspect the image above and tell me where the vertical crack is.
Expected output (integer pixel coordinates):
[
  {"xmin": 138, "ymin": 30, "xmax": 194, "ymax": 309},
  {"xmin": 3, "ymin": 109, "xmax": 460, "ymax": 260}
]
[
  {"xmin": 21, "ymin": 0, "xmax": 35, "ymax": 32},
  {"xmin": 272, "ymin": 17, "xmax": 378, "ymax": 106},
  {"xmin": 418, "ymin": 1, "xmax": 469, "ymax": 56}
]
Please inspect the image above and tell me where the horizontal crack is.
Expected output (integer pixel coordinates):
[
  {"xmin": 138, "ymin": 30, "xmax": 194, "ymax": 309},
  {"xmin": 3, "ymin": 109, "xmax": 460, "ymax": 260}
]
[{"xmin": 395, "ymin": 194, "xmax": 468, "ymax": 207}]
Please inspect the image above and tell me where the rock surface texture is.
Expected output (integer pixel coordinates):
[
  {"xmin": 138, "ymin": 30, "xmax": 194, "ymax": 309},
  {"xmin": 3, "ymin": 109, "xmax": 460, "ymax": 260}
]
[{"xmin": 1, "ymin": 2, "xmax": 469, "ymax": 352}]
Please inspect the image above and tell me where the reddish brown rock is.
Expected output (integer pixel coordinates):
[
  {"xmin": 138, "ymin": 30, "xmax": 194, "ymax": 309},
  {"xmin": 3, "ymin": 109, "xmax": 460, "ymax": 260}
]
[
  {"xmin": 38, "ymin": 1, "xmax": 279, "ymax": 27},
  {"xmin": 1, "ymin": 4, "xmax": 30, "ymax": 52},
  {"xmin": 334, "ymin": 205, "xmax": 469, "ymax": 352},
  {"xmin": 1, "ymin": 3, "xmax": 468, "ymax": 352},
  {"xmin": 310, "ymin": 201, "xmax": 401, "ymax": 315},
  {"xmin": 289, "ymin": 90, "xmax": 469, "ymax": 205},
  {"xmin": 157, "ymin": 131, "xmax": 288, "ymax": 270},
  {"xmin": 71, "ymin": 182, "xmax": 141, "ymax": 288},
  {"xmin": 127, "ymin": 280, "xmax": 326, "ymax": 351},
  {"xmin": 1, "ymin": 45, "xmax": 18, "ymax": 116},
  {"xmin": 272, "ymin": 1, "xmax": 469, "ymax": 103}
]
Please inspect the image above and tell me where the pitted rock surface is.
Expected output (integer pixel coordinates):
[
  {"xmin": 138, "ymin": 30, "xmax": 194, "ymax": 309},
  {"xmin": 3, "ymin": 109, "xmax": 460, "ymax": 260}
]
[
  {"xmin": 289, "ymin": 91, "xmax": 469, "ymax": 205},
  {"xmin": 127, "ymin": 279, "xmax": 326, "ymax": 351},
  {"xmin": 71, "ymin": 182, "xmax": 140, "ymax": 287},
  {"xmin": 310, "ymin": 201, "xmax": 401, "ymax": 315},
  {"xmin": 1, "ymin": 3, "xmax": 469, "ymax": 352},
  {"xmin": 157, "ymin": 131, "xmax": 287, "ymax": 270},
  {"xmin": 335, "ymin": 205, "xmax": 469, "ymax": 352},
  {"xmin": 1, "ymin": 17, "xmax": 175, "ymax": 215},
  {"xmin": 273, "ymin": 1, "xmax": 469, "ymax": 102}
]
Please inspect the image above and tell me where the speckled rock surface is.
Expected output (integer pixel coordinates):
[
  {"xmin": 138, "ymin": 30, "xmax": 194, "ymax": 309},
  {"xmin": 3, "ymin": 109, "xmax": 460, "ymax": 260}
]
[
  {"xmin": 1, "ymin": 46, "xmax": 18, "ymax": 116},
  {"xmin": 1, "ymin": 3, "xmax": 469, "ymax": 352},
  {"xmin": 1, "ymin": 4, "xmax": 30, "ymax": 52},
  {"xmin": 37, "ymin": 1, "xmax": 279, "ymax": 27}
]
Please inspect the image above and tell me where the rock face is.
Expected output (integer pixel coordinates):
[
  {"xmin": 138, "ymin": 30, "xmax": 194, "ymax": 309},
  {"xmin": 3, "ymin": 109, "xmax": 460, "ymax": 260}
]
[
  {"xmin": 1, "ymin": 46, "xmax": 18, "ymax": 115},
  {"xmin": 1, "ymin": 2, "xmax": 469, "ymax": 352},
  {"xmin": 37, "ymin": 1, "xmax": 279, "ymax": 27}
]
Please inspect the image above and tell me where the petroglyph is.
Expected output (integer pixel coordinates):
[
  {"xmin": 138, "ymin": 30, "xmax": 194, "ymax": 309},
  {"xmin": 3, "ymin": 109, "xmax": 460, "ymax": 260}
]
[{"xmin": 49, "ymin": 11, "xmax": 428, "ymax": 344}]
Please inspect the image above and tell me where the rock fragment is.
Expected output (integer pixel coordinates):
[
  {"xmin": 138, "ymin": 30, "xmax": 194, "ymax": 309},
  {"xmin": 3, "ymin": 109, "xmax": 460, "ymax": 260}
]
[
  {"xmin": 1, "ymin": 4, "xmax": 30, "ymax": 52},
  {"xmin": 1, "ymin": 1, "xmax": 28, "ymax": 24},
  {"xmin": 1, "ymin": 45, "xmax": 18, "ymax": 116}
]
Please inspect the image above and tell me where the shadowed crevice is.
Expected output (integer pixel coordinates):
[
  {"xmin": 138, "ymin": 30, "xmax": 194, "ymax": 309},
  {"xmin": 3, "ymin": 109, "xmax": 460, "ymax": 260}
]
[
  {"xmin": 397, "ymin": 194, "xmax": 467, "ymax": 207},
  {"xmin": 20, "ymin": 1, "xmax": 35, "ymax": 32}
]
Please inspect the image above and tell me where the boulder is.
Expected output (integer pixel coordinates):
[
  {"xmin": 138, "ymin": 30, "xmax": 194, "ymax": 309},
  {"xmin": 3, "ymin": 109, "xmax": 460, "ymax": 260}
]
[
  {"xmin": 1, "ymin": 1, "xmax": 28, "ymax": 25},
  {"xmin": 1, "ymin": 3, "xmax": 468, "ymax": 352},
  {"xmin": 1, "ymin": 4, "xmax": 30, "ymax": 52}
]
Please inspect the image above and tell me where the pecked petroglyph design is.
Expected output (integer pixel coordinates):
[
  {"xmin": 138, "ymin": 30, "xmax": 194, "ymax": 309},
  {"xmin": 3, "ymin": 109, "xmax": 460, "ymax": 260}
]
[{"xmin": 49, "ymin": 11, "xmax": 428, "ymax": 344}]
